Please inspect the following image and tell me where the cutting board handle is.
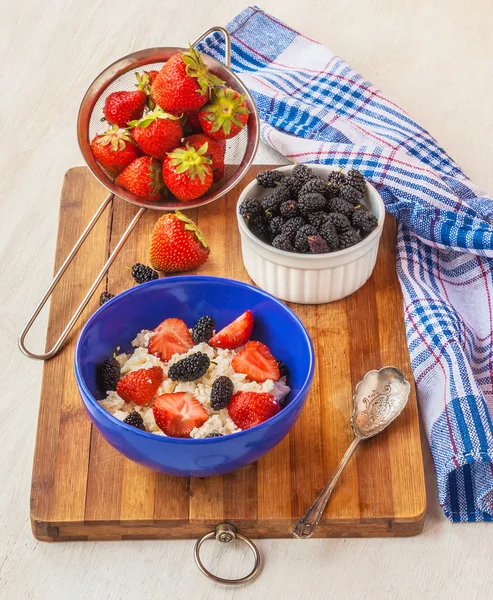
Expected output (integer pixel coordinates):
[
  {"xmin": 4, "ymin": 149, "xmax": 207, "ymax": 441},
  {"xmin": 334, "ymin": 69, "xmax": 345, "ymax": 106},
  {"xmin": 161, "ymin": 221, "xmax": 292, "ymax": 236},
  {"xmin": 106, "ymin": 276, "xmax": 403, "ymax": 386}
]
[{"xmin": 194, "ymin": 523, "xmax": 261, "ymax": 585}]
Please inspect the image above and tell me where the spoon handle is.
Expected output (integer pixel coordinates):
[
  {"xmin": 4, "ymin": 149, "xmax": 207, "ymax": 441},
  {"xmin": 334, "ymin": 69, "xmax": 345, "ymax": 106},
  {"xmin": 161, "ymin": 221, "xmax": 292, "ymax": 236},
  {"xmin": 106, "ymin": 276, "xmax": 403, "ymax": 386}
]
[{"xmin": 293, "ymin": 436, "xmax": 360, "ymax": 539}]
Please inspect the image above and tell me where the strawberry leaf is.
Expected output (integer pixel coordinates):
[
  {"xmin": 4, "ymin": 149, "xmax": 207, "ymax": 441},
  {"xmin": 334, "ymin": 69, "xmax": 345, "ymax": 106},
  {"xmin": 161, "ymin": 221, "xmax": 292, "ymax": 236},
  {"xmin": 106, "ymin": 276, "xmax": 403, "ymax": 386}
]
[
  {"xmin": 180, "ymin": 45, "xmax": 225, "ymax": 94},
  {"xmin": 210, "ymin": 119, "xmax": 223, "ymax": 134},
  {"xmin": 196, "ymin": 142, "xmax": 209, "ymax": 156},
  {"xmin": 176, "ymin": 212, "xmax": 208, "ymax": 248}
]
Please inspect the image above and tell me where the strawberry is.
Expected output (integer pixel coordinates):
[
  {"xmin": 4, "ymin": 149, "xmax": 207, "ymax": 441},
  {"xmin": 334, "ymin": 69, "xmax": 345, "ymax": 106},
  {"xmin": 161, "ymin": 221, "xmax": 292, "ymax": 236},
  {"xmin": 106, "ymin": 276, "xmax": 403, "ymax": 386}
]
[
  {"xmin": 135, "ymin": 70, "xmax": 160, "ymax": 110},
  {"xmin": 147, "ymin": 70, "xmax": 159, "ymax": 84},
  {"xmin": 149, "ymin": 211, "xmax": 210, "ymax": 273},
  {"xmin": 198, "ymin": 88, "xmax": 250, "ymax": 140},
  {"xmin": 104, "ymin": 90, "xmax": 146, "ymax": 128},
  {"xmin": 153, "ymin": 392, "xmax": 208, "ymax": 437},
  {"xmin": 136, "ymin": 70, "xmax": 159, "ymax": 87},
  {"xmin": 163, "ymin": 143, "xmax": 213, "ymax": 202},
  {"xmin": 115, "ymin": 156, "xmax": 163, "ymax": 201},
  {"xmin": 116, "ymin": 366, "xmax": 164, "ymax": 406},
  {"xmin": 148, "ymin": 317, "xmax": 193, "ymax": 361},
  {"xmin": 231, "ymin": 341, "xmax": 280, "ymax": 382},
  {"xmin": 129, "ymin": 109, "xmax": 182, "ymax": 160},
  {"xmin": 209, "ymin": 310, "xmax": 254, "ymax": 349},
  {"xmin": 90, "ymin": 125, "xmax": 138, "ymax": 178},
  {"xmin": 228, "ymin": 391, "xmax": 280, "ymax": 430},
  {"xmin": 184, "ymin": 133, "xmax": 225, "ymax": 182},
  {"xmin": 151, "ymin": 46, "xmax": 225, "ymax": 113},
  {"xmin": 181, "ymin": 110, "xmax": 203, "ymax": 136}
]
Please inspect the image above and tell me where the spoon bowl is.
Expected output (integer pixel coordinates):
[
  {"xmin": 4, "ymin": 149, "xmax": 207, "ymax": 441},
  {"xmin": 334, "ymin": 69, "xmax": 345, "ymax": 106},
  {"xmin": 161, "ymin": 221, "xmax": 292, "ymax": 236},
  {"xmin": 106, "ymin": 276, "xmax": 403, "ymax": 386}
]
[{"xmin": 352, "ymin": 367, "xmax": 411, "ymax": 439}]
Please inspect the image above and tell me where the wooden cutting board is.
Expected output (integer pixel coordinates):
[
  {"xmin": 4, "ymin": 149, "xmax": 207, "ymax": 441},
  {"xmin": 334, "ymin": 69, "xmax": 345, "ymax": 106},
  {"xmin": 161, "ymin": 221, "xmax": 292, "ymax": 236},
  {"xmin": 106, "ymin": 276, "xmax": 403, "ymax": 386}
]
[{"xmin": 30, "ymin": 166, "xmax": 426, "ymax": 541}]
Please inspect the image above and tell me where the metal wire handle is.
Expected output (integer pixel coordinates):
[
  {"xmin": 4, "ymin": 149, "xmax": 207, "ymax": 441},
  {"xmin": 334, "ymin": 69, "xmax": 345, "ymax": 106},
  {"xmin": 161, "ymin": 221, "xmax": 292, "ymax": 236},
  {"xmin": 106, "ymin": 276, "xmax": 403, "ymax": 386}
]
[
  {"xmin": 192, "ymin": 26, "xmax": 231, "ymax": 68},
  {"xmin": 18, "ymin": 26, "xmax": 233, "ymax": 361},
  {"xmin": 194, "ymin": 523, "xmax": 261, "ymax": 585},
  {"xmin": 18, "ymin": 196, "xmax": 145, "ymax": 360}
]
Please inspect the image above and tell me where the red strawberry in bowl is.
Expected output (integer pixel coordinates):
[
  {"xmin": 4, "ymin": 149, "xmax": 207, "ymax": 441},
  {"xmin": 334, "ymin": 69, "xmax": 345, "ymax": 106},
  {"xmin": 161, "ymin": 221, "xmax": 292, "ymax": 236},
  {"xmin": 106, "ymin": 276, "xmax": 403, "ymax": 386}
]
[
  {"xmin": 209, "ymin": 310, "xmax": 254, "ymax": 349},
  {"xmin": 104, "ymin": 90, "xmax": 146, "ymax": 128},
  {"xmin": 90, "ymin": 125, "xmax": 138, "ymax": 178},
  {"xmin": 232, "ymin": 341, "xmax": 280, "ymax": 382},
  {"xmin": 115, "ymin": 156, "xmax": 163, "ymax": 201},
  {"xmin": 198, "ymin": 88, "xmax": 250, "ymax": 140},
  {"xmin": 181, "ymin": 110, "xmax": 203, "ymax": 136},
  {"xmin": 129, "ymin": 109, "xmax": 182, "ymax": 160},
  {"xmin": 153, "ymin": 392, "xmax": 208, "ymax": 437},
  {"xmin": 116, "ymin": 366, "xmax": 164, "ymax": 406},
  {"xmin": 148, "ymin": 317, "xmax": 193, "ymax": 361},
  {"xmin": 135, "ymin": 70, "xmax": 159, "ymax": 110},
  {"xmin": 151, "ymin": 46, "xmax": 225, "ymax": 113},
  {"xmin": 184, "ymin": 133, "xmax": 225, "ymax": 182},
  {"xmin": 162, "ymin": 142, "xmax": 213, "ymax": 202},
  {"xmin": 228, "ymin": 391, "xmax": 280, "ymax": 430},
  {"xmin": 146, "ymin": 70, "xmax": 159, "ymax": 84},
  {"xmin": 149, "ymin": 211, "xmax": 210, "ymax": 273}
]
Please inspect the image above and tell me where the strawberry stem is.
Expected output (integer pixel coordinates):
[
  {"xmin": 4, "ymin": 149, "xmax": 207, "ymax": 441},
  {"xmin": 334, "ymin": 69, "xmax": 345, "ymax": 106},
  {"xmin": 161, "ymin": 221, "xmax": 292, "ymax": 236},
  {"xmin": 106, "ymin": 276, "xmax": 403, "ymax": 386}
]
[
  {"xmin": 181, "ymin": 45, "xmax": 226, "ymax": 95},
  {"xmin": 167, "ymin": 143, "xmax": 212, "ymax": 184},
  {"xmin": 175, "ymin": 210, "xmax": 209, "ymax": 248},
  {"xmin": 200, "ymin": 88, "xmax": 249, "ymax": 135}
]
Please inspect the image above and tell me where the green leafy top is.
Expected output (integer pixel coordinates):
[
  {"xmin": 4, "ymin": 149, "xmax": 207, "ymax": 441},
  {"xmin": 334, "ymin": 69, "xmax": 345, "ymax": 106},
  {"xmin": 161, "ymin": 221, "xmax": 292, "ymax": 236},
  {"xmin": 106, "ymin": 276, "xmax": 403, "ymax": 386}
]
[
  {"xmin": 127, "ymin": 107, "xmax": 181, "ymax": 129},
  {"xmin": 167, "ymin": 143, "xmax": 212, "ymax": 184},
  {"xmin": 147, "ymin": 158, "xmax": 164, "ymax": 196},
  {"xmin": 97, "ymin": 124, "xmax": 135, "ymax": 151},
  {"xmin": 181, "ymin": 45, "xmax": 225, "ymax": 96},
  {"xmin": 200, "ymin": 87, "xmax": 249, "ymax": 135},
  {"xmin": 175, "ymin": 210, "xmax": 208, "ymax": 248},
  {"xmin": 135, "ymin": 71, "xmax": 156, "ymax": 110}
]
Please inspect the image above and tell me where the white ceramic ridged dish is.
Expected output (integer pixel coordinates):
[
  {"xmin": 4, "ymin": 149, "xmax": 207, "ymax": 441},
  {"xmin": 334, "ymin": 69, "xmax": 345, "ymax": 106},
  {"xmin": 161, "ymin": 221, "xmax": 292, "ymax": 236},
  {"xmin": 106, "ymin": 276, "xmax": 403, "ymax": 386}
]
[{"xmin": 236, "ymin": 165, "xmax": 385, "ymax": 304}]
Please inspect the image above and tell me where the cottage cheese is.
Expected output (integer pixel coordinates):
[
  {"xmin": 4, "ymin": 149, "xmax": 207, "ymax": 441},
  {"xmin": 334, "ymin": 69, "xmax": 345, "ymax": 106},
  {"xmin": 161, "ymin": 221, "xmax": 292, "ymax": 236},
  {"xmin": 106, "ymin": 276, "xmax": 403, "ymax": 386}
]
[{"xmin": 98, "ymin": 328, "xmax": 290, "ymax": 438}]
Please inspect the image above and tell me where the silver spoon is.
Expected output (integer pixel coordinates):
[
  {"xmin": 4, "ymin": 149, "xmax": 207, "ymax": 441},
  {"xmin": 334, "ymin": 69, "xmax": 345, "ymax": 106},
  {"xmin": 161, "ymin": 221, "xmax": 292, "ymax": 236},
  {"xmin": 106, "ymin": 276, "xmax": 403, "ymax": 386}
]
[{"xmin": 293, "ymin": 366, "xmax": 411, "ymax": 539}]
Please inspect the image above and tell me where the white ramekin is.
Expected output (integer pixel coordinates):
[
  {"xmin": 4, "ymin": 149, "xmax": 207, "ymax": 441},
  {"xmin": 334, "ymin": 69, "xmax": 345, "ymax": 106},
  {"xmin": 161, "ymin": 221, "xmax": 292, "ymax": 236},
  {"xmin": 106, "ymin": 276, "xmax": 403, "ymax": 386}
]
[{"xmin": 236, "ymin": 165, "xmax": 385, "ymax": 304}]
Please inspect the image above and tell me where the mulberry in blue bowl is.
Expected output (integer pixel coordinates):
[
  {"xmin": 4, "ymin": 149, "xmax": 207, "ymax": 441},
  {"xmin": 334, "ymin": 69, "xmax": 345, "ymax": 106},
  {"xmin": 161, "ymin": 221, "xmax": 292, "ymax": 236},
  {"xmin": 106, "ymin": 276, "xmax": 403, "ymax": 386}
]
[{"xmin": 75, "ymin": 276, "xmax": 315, "ymax": 477}]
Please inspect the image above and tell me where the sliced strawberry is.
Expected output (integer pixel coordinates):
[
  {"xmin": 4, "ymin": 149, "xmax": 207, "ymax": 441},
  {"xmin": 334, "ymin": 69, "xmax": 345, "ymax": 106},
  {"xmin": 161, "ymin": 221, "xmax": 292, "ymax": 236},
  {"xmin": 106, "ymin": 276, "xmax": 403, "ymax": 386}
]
[
  {"xmin": 153, "ymin": 392, "xmax": 208, "ymax": 437},
  {"xmin": 209, "ymin": 310, "xmax": 254, "ymax": 349},
  {"xmin": 148, "ymin": 318, "xmax": 193, "ymax": 361},
  {"xmin": 228, "ymin": 391, "xmax": 280, "ymax": 430},
  {"xmin": 231, "ymin": 341, "xmax": 280, "ymax": 383},
  {"xmin": 116, "ymin": 366, "xmax": 164, "ymax": 406}
]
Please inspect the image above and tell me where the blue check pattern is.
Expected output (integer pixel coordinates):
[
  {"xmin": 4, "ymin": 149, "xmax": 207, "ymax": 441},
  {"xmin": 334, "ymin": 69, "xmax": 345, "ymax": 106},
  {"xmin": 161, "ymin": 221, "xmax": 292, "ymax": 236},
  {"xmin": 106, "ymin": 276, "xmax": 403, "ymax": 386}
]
[{"xmin": 200, "ymin": 6, "xmax": 493, "ymax": 522}]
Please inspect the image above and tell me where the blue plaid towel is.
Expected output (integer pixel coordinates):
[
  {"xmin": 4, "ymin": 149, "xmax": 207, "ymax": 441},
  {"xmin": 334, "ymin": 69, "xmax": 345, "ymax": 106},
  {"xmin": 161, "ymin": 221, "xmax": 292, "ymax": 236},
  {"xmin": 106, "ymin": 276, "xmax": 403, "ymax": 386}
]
[{"xmin": 200, "ymin": 6, "xmax": 493, "ymax": 522}]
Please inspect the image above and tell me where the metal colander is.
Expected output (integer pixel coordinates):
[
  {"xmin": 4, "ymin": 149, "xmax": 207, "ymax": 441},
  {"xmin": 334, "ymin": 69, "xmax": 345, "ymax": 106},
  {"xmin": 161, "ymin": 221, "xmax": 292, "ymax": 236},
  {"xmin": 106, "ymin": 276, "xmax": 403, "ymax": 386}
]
[
  {"xmin": 19, "ymin": 26, "xmax": 260, "ymax": 360},
  {"xmin": 79, "ymin": 27, "xmax": 258, "ymax": 210}
]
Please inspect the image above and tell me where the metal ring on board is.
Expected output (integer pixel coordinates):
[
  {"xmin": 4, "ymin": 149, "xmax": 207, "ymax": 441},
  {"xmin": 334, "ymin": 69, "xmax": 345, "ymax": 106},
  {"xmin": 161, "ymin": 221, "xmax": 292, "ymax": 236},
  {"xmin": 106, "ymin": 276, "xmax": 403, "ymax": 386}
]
[{"xmin": 193, "ymin": 523, "xmax": 261, "ymax": 585}]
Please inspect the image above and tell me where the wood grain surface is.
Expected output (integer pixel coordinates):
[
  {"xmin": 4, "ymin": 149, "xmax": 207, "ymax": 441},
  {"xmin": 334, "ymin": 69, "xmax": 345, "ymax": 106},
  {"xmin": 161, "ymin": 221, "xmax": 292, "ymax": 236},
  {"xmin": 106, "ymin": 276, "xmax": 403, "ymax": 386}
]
[{"xmin": 30, "ymin": 166, "xmax": 426, "ymax": 542}]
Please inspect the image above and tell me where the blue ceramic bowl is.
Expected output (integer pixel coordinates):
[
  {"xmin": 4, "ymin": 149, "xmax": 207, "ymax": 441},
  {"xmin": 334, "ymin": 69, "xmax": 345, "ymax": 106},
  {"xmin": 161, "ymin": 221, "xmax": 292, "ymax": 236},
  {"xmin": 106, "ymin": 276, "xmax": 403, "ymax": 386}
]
[{"xmin": 74, "ymin": 276, "xmax": 315, "ymax": 477}]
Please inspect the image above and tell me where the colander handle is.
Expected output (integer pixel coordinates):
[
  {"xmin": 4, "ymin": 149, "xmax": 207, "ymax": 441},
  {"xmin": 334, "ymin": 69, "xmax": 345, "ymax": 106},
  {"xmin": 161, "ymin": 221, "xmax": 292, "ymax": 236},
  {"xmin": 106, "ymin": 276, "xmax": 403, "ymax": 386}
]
[
  {"xmin": 18, "ymin": 194, "xmax": 146, "ymax": 360},
  {"xmin": 192, "ymin": 26, "xmax": 231, "ymax": 68}
]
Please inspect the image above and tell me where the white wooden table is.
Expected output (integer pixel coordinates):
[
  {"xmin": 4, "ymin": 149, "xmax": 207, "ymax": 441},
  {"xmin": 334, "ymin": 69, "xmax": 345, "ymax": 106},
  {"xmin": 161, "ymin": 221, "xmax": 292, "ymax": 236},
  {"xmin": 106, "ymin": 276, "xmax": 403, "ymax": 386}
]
[{"xmin": 2, "ymin": 1, "xmax": 493, "ymax": 598}]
